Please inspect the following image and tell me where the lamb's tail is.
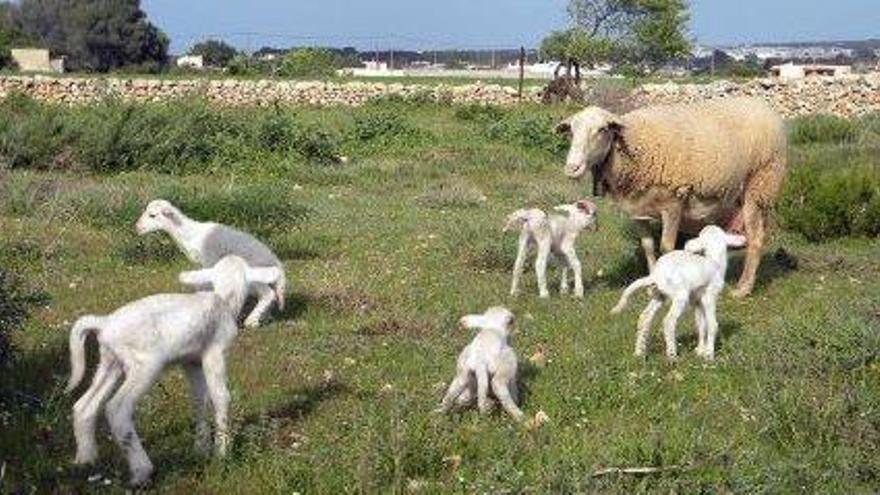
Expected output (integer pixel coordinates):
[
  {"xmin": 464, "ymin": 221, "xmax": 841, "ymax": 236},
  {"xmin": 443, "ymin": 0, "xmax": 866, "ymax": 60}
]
[
  {"xmin": 66, "ymin": 315, "xmax": 102, "ymax": 393},
  {"xmin": 275, "ymin": 269, "xmax": 288, "ymax": 311},
  {"xmin": 611, "ymin": 276, "xmax": 655, "ymax": 315}
]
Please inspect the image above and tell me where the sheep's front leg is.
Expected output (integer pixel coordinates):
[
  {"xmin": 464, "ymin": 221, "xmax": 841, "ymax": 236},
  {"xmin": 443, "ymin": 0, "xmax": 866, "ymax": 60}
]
[
  {"xmin": 559, "ymin": 265, "xmax": 569, "ymax": 295},
  {"xmin": 476, "ymin": 367, "xmax": 491, "ymax": 415},
  {"xmin": 693, "ymin": 304, "xmax": 708, "ymax": 357},
  {"xmin": 510, "ymin": 233, "xmax": 530, "ymax": 297},
  {"xmin": 561, "ymin": 244, "xmax": 584, "ymax": 298},
  {"xmin": 105, "ymin": 363, "xmax": 162, "ymax": 486},
  {"xmin": 660, "ymin": 203, "xmax": 683, "ymax": 253},
  {"xmin": 244, "ymin": 283, "xmax": 274, "ymax": 328},
  {"xmin": 73, "ymin": 357, "xmax": 122, "ymax": 465},
  {"xmin": 662, "ymin": 297, "xmax": 689, "ymax": 360},
  {"xmin": 733, "ymin": 200, "xmax": 766, "ymax": 298},
  {"xmin": 491, "ymin": 375, "xmax": 524, "ymax": 422},
  {"xmin": 183, "ymin": 362, "xmax": 211, "ymax": 453},
  {"xmin": 700, "ymin": 295, "xmax": 720, "ymax": 361},
  {"xmin": 534, "ymin": 239, "xmax": 551, "ymax": 299},
  {"xmin": 202, "ymin": 348, "xmax": 231, "ymax": 457}
]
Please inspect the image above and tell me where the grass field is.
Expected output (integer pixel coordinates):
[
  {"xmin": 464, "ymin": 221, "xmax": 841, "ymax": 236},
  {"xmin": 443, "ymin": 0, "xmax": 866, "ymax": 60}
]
[{"xmin": 0, "ymin": 98, "xmax": 879, "ymax": 493}]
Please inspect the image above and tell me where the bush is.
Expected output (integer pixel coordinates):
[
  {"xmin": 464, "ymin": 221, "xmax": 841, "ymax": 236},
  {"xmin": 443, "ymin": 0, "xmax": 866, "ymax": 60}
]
[
  {"xmin": 352, "ymin": 108, "xmax": 431, "ymax": 150},
  {"xmin": 485, "ymin": 111, "xmax": 568, "ymax": 155},
  {"xmin": 789, "ymin": 115, "xmax": 859, "ymax": 146},
  {"xmin": 278, "ymin": 48, "xmax": 339, "ymax": 79},
  {"xmin": 778, "ymin": 162, "xmax": 880, "ymax": 242},
  {"xmin": 0, "ymin": 92, "xmax": 68, "ymax": 170},
  {"xmin": 0, "ymin": 272, "xmax": 48, "ymax": 367},
  {"xmin": 453, "ymin": 104, "xmax": 506, "ymax": 125}
]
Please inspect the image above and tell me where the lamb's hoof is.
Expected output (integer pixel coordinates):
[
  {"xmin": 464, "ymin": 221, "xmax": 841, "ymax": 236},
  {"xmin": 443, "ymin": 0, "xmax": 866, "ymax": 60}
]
[
  {"xmin": 539, "ymin": 293, "xmax": 550, "ymax": 300},
  {"xmin": 243, "ymin": 318, "xmax": 261, "ymax": 329},
  {"xmin": 129, "ymin": 467, "xmax": 154, "ymax": 488},
  {"xmin": 634, "ymin": 349, "xmax": 647, "ymax": 359},
  {"xmin": 730, "ymin": 287, "xmax": 751, "ymax": 299},
  {"xmin": 573, "ymin": 293, "xmax": 584, "ymax": 300},
  {"xmin": 431, "ymin": 407, "xmax": 447, "ymax": 416},
  {"xmin": 74, "ymin": 451, "xmax": 98, "ymax": 466}
]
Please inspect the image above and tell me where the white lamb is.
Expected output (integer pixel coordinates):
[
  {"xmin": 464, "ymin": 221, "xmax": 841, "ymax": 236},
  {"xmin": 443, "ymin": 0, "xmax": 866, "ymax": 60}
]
[
  {"xmin": 611, "ymin": 225, "xmax": 746, "ymax": 360},
  {"xmin": 136, "ymin": 199, "xmax": 287, "ymax": 328},
  {"xmin": 435, "ymin": 306, "xmax": 524, "ymax": 422},
  {"xmin": 504, "ymin": 200, "xmax": 598, "ymax": 299},
  {"xmin": 66, "ymin": 255, "xmax": 283, "ymax": 486}
]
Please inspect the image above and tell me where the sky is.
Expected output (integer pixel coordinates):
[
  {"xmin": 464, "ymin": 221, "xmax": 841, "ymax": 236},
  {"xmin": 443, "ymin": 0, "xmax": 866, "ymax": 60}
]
[{"xmin": 142, "ymin": 0, "xmax": 880, "ymax": 54}]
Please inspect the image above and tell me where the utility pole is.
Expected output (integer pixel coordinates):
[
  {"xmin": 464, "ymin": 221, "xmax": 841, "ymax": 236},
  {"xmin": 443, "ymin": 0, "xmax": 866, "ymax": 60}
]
[
  {"xmin": 390, "ymin": 47, "xmax": 394, "ymax": 70},
  {"xmin": 518, "ymin": 46, "xmax": 525, "ymax": 100}
]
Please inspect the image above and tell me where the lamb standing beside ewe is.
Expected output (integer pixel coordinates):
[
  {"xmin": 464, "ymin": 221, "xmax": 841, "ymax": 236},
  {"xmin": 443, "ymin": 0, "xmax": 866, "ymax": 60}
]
[
  {"xmin": 504, "ymin": 200, "xmax": 598, "ymax": 299},
  {"xmin": 558, "ymin": 97, "xmax": 787, "ymax": 298},
  {"xmin": 136, "ymin": 199, "xmax": 287, "ymax": 328},
  {"xmin": 66, "ymin": 256, "xmax": 283, "ymax": 486},
  {"xmin": 611, "ymin": 225, "xmax": 746, "ymax": 360},
  {"xmin": 435, "ymin": 307, "xmax": 524, "ymax": 421}
]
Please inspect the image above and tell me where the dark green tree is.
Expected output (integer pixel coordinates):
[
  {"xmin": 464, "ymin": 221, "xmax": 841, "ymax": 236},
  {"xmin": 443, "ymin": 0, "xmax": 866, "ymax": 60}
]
[
  {"xmin": 541, "ymin": 0, "xmax": 691, "ymax": 71},
  {"xmin": 189, "ymin": 38, "xmax": 238, "ymax": 68},
  {"xmin": 13, "ymin": 0, "xmax": 168, "ymax": 72}
]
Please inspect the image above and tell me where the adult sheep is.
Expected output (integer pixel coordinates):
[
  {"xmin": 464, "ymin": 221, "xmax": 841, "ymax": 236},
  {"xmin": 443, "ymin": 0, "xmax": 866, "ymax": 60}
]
[{"xmin": 558, "ymin": 97, "xmax": 787, "ymax": 297}]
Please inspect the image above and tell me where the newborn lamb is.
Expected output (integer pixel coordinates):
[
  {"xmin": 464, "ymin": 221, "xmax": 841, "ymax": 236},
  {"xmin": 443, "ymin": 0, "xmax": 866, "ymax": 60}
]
[
  {"xmin": 504, "ymin": 200, "xmax": 597, "ymax": 298},
  {"xmin": 611, "ymin": 225, "xmax": 746, "ymax": 360},
  {"xmin": 435, "ymin": 306, "xmax": 524, "ymax": 421},
  {"xmin": 66, "ymin": 256, "xmax": 283, "ymax": 486},
  {"xmin": 136, "ymin": 199, "xmax": 287, "ymax": 328}
]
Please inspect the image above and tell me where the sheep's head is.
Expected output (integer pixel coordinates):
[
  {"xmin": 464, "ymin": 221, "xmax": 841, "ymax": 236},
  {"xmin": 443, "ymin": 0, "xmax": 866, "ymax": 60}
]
[
  {"xmin": 553, "ymin": 200, "xmax": 598, "ymax": 231},
  {"xmin": 459, "ymin": 306, "xmax": 515, "ymax": 336},
  {"xmin": 136, "ymin": 199, "xmax": 183, "ymax": 235},
  {"xmin": 684, "ymin": 225, "xmax": 747, "ymax": 259},
  {"xmin": 557, "ymin": 107, "xmax": 623, "ymax": 196},
  {"xmin": 179, "ymin": 255, "xmax": 284, "ymax": 313}
]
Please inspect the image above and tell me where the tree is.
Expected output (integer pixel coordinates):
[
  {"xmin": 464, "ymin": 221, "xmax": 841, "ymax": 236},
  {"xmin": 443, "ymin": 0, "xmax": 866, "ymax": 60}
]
[
  {"xmin": 277, "ymin": 48, "xmax": 339, "ymax": 78},
  {"xmin": 541, "ymin": 0, "xmax": 691, "ymax": 71},
  {"xmin": 13, "ymin": 0, "xmax": 168, "ymax": 72},
  {"xmin": 0, "ymin": 3, "xmax": 42, "ymax": 69},
  {"xmin": 189, "ymin": 39, "xmax": 238, "ymax": 68}
]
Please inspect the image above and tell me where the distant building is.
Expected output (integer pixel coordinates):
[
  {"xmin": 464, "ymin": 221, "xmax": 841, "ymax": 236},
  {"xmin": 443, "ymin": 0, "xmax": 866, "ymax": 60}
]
[
  {"xmin": 11, "ymin": 48, "xmax": 65, "ymax": 73},
  {"xmin": 771, "ymin": 62, "xmax": 852, "ymax": 79},
  {"xmin": 176, "ymin": 55, "xmax": 205, "ymax": 70}
]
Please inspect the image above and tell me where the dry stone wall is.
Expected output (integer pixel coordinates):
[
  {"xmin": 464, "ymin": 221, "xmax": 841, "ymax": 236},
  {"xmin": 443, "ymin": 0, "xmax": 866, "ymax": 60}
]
[{"xmin": 0, "ymin": 73, "xmax": 878, "ymax": 118}]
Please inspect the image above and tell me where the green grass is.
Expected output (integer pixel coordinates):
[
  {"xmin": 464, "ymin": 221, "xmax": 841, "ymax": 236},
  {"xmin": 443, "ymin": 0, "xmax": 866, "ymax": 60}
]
[{"xmin": 1, "ymin": 102, "xmax": 879, "ymax": 493}]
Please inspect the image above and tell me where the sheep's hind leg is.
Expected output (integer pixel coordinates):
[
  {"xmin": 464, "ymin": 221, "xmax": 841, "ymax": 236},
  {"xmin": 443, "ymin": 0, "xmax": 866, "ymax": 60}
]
[
  {"xmin": 244, "ymin": 283, "xmax": 274, "ymax": 328},
  {"xmin": 636, "ymin": 297, "xmax": 663, "ymax": 357},
  {"xmin": 662, "ymin": 297, "xmax": 688, "ymax": 360},
  {"xmin": 184, "ymin": 362, "xmax": 212, "ymax": 453},
  {"xmin": 73, "ymin": 355, "xmax": 122, "ymax": 465},
  {"xmin": 105, "ymin": 362, "xmax": 162, "ymax": 486},
  {"xmin": 733, "ymin": 200, "xmax": 766, "ymax": 298}
]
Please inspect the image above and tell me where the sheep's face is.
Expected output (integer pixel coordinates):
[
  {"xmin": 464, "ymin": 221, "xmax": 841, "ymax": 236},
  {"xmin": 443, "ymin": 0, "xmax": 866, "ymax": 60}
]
[
  {"xmin": 136, "ymin": 199, "xmax": 180, "ymax": 234},
  {"xmin": 179, "ymin": 255, "xmax": 283, "ymax": 308},
  {"xmin": 685, "ymin": 225, "xmax": 748, "ymax": 255},
  {"xmin": 558, "ymin": 107, "xmax": 622, "ymax": 189}
]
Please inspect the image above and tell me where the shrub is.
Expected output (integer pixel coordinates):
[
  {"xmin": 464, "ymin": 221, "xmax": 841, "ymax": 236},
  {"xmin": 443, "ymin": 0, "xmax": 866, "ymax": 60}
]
[
  {"xmin": 789, "ymin": 114, "xmax": 859, "ymax": 146},
  {"xmin": 0, "ymin": 93, "xmax": 69, "ymax": 169},
  {"xmin": 486, "ymin": 111, "xmax": 568, "ymax": 155},
  {"xmin": 0, "ymin": 272, "xmax": 48, "ymax": 366},
  {"xmin": 278, "ymin": 48, "xmax": 339, "ymax": 79},
  {"xmin": 778, "ymin": 162, "xmax": 880, "ymax": 242},
  {"xmin": 453, "ymin": 104, "xmax": 505, "ymax": 125},
  {"xmin": 352, "ymin": 108, "xmax": 431, "ymax": 150}
]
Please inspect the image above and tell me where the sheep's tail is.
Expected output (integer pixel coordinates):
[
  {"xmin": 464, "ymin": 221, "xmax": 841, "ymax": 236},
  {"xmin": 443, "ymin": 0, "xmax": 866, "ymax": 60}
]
[
  {"xmin": 66, "ymin": 315, "xmax": 102, "ymax": 393},
  {"xmin": 611, "ymin": 276, "xmax": 655, "ymax": 315},
  {"xmin": 275, "ymin": 269, "xmax": 287, "ymax": 311}
]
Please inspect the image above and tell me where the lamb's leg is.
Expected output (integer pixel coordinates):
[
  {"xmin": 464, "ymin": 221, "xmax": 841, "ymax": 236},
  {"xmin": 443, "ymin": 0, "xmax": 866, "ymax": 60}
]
[
  {"xmin": 105, "ymin": 363, "xmax": 162, "ymax": 486},
  {"xmin": 561, "ymin": 245, "xmax": 584, "ymax": 298},
  {"xmin": 636, "ymin": 297, "xmax": 663, "ymax": 357},
  {"xmin": 183, "ymin": 362, "xmax": 211, "ymax": 453},
  {"xmin": 202, "ymin": 348, "xmax": 231, "ymax": 457},
  {"xmin": 694, "ymin": 304, "xmax": 708, "ymax": 357},
  {"xmin": 559, "ymin": 265, "xmax": 569, "ymax": 295},
  {"xmin": 662, "ymin": 297, "xmax": 689, "ymax": 360},
  {"xmin": 701, "ymin": 295, "xmax": 720, "ymax": 361},
  {"xmin": 510, "ymin": 233, "xmax": 530, "ymax": 296},
  {"xmin": 455, "ymin": 380, "xmax": 475, "ymax": 407},
  {"xmin": 73, "ymin": 356, "xmax": 122, "ymax": 465},
  {"xmin": 491, "ymin": 375, "xmax": 524, "ymax": 422},
  {"xmin": 244, "ymin": 283, "xmax": 274, "ymax": 328},
  {"xmin": 534, "ymin": 239, "xmax": 551, "ymax": 299},
  {"xmin": 660, "ymin": 203, "xmax": 683, "ymax": 253},
  {"xmin": 637, "ymin": 221, "xmax": 658, "ymax": 272},
  {"xmin": 476, "ymin": 367, "xmax": 491, "ymax": 415},
  {"xmin": 436, "ymin": 371, "xmax": 470, "ymax": 413},
  {"xmin": 733, "ymin": 200, "xmax": 766, "ymax": 298}
]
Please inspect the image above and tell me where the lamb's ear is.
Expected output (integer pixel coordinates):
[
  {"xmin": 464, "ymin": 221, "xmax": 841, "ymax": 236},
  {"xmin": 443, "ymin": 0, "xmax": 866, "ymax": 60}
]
[
  {"xmin": 245, "ymin": 266, "xmax": 283, "ymax": 286},
  {"xmin": 179, "ymin": 268, "xmax": 215, "ymax": 287},
  {"xmin": 556, "ymin": 117, "xmax": 573, "ymax": 135},
  {"xmin": 161, "ymin": 205, "xmax": 182, "ymax": 227},
  {"xmin": 459, "ymin": 315, "xmax": 485, "ymax": 330},
  {"xmin": 684, "ymin": 238, "xmax": 705, "ymax": 254},
  {"xmin": 725, "ymin": 234, "xmax": 748, "ymax": 248}
]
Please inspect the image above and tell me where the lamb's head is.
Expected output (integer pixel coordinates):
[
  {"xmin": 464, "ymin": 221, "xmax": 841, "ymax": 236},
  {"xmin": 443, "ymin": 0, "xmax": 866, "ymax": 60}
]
[
  {"xmin": 459, "ymin": 306, "xmax": 515, "ymax": 337},
  {"xmin": 557, "ymin": 107, "xmax": 623, "ymax": 196},
  {"xmin": 684, "ymin": 225, "xmax": 747, "ymax": 263},
  {"xmin": 553, "ymin": 199, "xmax": 598, "ymax": 232},
  {"xmin": 179, "ymin": 255, "xmax": 284, "ymax": 315},
  {"xmin": 136, "ymin": 199, "xmax": 184, "ymax": 235}
]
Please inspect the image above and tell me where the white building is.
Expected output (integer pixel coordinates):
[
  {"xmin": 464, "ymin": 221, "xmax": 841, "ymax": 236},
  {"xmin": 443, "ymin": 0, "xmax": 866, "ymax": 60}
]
[
  {"xmin": 771, "ymin": 62, "xmax": 852, "ymax": 79},
  {"xmin": 176, "ymin": 55, "xmax": 205, "ymax": 70}
]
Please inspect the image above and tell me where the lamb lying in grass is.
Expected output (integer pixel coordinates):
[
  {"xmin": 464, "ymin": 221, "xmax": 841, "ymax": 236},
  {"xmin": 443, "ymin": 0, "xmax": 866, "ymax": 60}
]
[
  {"xmin": 435, "ymin": 307, "xmax": 524, "ymax": 421},
  {"xmin": 136, "ymin": 199, "xmax": 287, "ymax": 328},
  {"xmin": 611, "ymin": 225, "xmax": 746, "ymax": 360},
  {"xmin": 504, "ymin": 200, "xmax": 598, "ymax": 298},
  {"xmin": 66, "ymin": 256, "xmax": 283, "ymax": 486}
]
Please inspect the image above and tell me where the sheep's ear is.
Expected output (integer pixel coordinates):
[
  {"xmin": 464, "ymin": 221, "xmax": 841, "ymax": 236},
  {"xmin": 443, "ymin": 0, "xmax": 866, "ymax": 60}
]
[
  {"xmin": 575, "ymin": 200, "xmax": 596, "ymax": 213},
  {"xmin": 684, "ymin": 238, "xmax": 705, "ymax": 254},
  {"xmin": 161, "ymin": 206, "xmax": 182, "ymax": 226},
  {"xmin": 556, "ymin": 117, "xmax": 573, "ymax": 135},
  {"xmin": 459, "ymin": 315, "xmax": 485, "ymax": 330},
  {"xmin": 179, "ymin": 268, "xmax": 215, "ymax": 287},
  {"xmin": 246, "ymin": 266, "xmax": 283, "ymax": 286},
  {"xmin": 605, "ymin": 120, "xmax": 624, "ymax": 135},
  {"xmin": 725, "ymin": 234, "xmax": 748, "ymax": 248}
]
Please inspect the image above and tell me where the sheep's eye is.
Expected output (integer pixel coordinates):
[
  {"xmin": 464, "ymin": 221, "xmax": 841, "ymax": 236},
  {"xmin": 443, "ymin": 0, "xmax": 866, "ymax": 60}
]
[{"xmin": 149, "ymin": 213, "xmax": 157, "ymax": 218}]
